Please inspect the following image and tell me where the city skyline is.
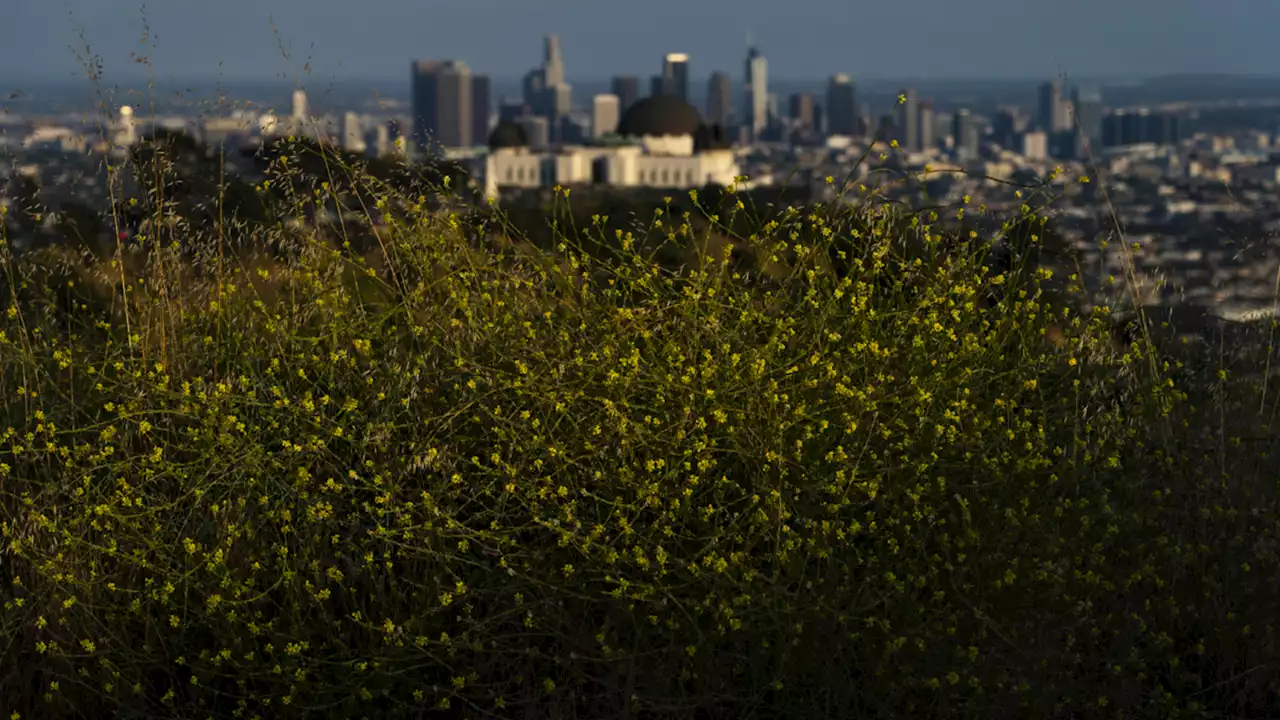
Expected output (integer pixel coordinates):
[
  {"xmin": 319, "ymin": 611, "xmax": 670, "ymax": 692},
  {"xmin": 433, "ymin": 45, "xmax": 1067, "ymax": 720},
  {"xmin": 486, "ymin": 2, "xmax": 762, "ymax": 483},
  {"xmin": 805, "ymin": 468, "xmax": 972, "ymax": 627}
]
[{"xmin": 3, "ymin": 0, "xmax": 1278, "ymax": 83}]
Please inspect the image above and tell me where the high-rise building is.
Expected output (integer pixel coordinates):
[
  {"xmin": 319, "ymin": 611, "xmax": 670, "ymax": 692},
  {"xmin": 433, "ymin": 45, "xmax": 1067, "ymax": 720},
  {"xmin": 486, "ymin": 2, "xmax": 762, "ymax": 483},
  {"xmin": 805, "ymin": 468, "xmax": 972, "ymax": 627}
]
[
  {"xmin": 611, "ymin": 75, "xmax": 640, "ymax": 114},
  {"xmin": 341, "ymin": 111, "xmax": 364, "ymax": 153},
  {"xmin": 471, "ymin": 75, "xmax": 491, "ymax": 149},
  {"xmin": 1038, "ymin": 80, "xmax": 1073, "ymax": 133},
  {"xmin": 706, "ymin": 71, "xmax": 733, "ymax": 128},
  {"xmin": 650, "ymin": 74, "xmax": 665, "ymax": 97},
  {"xmin": 825, "ymin": 73, "xmax": 857, "ymax": 136},
  {"xmin": 118, "ymin": 106, "xmax": 138, "ymax": 146},
  {"xmin": 952, "ymin": 108, "xmax": 979, "ymax": 161},
  {"xmin": 1071, "ymin": 85, "xmax": 1103, "ymax": 156},
  {"xmin": 896, "ymin": 88, "xmax": 919, "ymax": 151},
  {"xmin": 789, "ymin": 92, "xmax": 815, "ymax": 133},
  {"xmin": 663, "ymin": 53, "xmax": 690, "ymax": 102},
  {"xmin": 919, "ymin": 101, "xmax": 936, "ymax": 150},
  {"xmin": 542, "ymin": 35, "xmax": 565, "ymax": 87},
  {"xmin": 411, "ymin": 59, "xmax": 473, "ymax": 153},
  {"xmin": 516, "ymin": 115, "xmax": 550, "ymax": 151},
  {"xmin": 744, "ymin": 44, "xmax": 768, "ymax": 141},
  {"xmin": 591, "ymin": 94, "xmax": 621, "ymax": 138},
  {"xmin": 522, "ymin": 68, "xmax": 545, "ymax": 110},
  {"xmin": 292, "ymin": 89, "xmax": 308, "ymax": 123}
]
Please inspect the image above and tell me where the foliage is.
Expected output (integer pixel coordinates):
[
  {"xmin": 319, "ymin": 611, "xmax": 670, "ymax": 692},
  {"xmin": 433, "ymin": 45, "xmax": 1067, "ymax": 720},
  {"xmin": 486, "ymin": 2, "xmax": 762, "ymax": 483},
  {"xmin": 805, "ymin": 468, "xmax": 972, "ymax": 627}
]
[{"xmin": 3, "ymin": 137, "xmax": 1280, "ymax": 720}]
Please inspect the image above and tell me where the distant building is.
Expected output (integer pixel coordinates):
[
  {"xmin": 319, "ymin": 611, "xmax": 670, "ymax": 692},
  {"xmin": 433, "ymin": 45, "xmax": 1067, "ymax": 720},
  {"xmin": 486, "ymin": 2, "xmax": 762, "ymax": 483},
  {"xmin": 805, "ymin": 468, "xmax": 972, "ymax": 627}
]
[
  {"xmin": 517, "ymin": 115, "xmax": 550, "ymax": 151},
  {"xmin": 118, "ymin": 106, "xmax": 138, "ymax": 147},
  {"xmin": 744, "ymin": 45, "xmax": 768, "ymax": 141},
  {"xmin": 919, "ymin": 101, "xmax": 936, "ymax": 151},
  {"xmin": 663, "ymin": 53, "xmax": 690, "ymax": 102},
  {"xmin": 705, "ymin": 71, "xmax": 733, "ymax": 128},
  {"xmin": 483, "ymin": 94, "xmax": 740, "ymax": 200},
  {"xmin": 592, "ymin": 94, "xmax": 621, "ymax": 138},
  {"xmin": 1021, "ymin": 130, "xmax": 1048, "ymax": 161},
  {"xmin": 472, "ymin": 75, "xmax": 492, "ymax": 150},
  {"xmin": 292, "ymin": 89, "xmax": 308, "ymax": 123},
  {"xmin": 650, "ymin": 75, "xmax": 665, "ymax": 98},
  {"xmin": 341, "ymin": 111, "xmax": 364, "ymax": 153},
  {"xmin": 1071, "ymin": 86, "xmax": 1103, "ymax": 156},
  {"xmin": 789, "ymin": 92, "xmax": 815, "ymax": 134},
  {"xmin": 1038, "ymin": 80, "xmax": 1073, "ymax": 133},
  {"xmin": 952, "ymin": 108, "xmax": 979, "ymax": 161},
  {"xmin": 411, "ymin": 59, "xmax": 474, "ymax": 153},
  {"xmin": 896, "ymin": 87, "xmax": 920, "ymax": 151},
  {"xmin": 611, "ymin": 75, "xmax": 640, "ymax": 114},
  {"xmin": 825, "ymin": 74, "xmax": 857, "ymax": 136}
]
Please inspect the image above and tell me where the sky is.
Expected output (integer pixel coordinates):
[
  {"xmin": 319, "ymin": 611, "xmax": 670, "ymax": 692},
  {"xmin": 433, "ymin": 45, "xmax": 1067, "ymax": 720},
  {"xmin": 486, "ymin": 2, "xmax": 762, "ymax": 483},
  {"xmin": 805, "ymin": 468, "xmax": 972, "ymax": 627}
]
[{"xmin": 4, "ymin": 0, "xmax": 1279, "ymax": 84}]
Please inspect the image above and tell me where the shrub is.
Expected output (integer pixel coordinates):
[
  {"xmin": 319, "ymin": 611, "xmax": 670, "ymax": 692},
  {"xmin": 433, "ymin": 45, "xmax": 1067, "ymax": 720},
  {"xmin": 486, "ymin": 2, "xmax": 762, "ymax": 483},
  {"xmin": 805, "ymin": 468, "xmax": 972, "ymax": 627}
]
[{"xmin": 3, "ymin": 146, "xmax": 1280, "ymax": 720}]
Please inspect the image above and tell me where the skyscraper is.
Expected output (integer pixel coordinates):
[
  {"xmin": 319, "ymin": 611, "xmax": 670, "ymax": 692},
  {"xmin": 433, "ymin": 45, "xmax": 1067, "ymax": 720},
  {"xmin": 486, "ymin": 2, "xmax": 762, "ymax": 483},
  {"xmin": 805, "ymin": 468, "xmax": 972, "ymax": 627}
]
[
  {"xmin": 952, "ymin": 108, "xmax": 979, "ymax": 161},
  {"xmin": 411, "ymin": 59, "xmax": 473, "ymax": 153},
  {"xmin": 542, "ymin": 35, "xmax": 565, "ymax": 87},
  {"xmin": 472, "ymin": 74, "xmax": 491, "ymax": 148},
  {"xmin": 292, "ymin": 89, "xmax": 308, "ymax": 123},
  {"xmin": 706, "ymin": 71, "xmax": 733, "ymax": 128},
  {"xmin": 591, "ymin": 94, "xmax": 621, "ymax": 138},
  {"xmin": 744, "ymin": 42, "xmax": 768, "ymax": 141},
  {"xmin": 896, "ymin": 88, "xmax": 919, "ymax": 151},
  {"xmin": 789, "ymin": 92, "xmax": 815, "ymax": 133},
  {"xmin": 518, "ymin": 36, "xmax": 572, "ymax": 142},
  {"xmin": 650, "ymin": 75, "xmax": 665, "ymax": 97},
  {"xmin": 919, "ymin": 101, "xmax": 936, "ymax": 150},
  {"xmin": 341, "ymin": 111, "xmax": 364, "ymax": 153},
  {"xmin": 611, "ymin": 75, "xmax": 640, "ymax": 114},
  {"xmin": 1039, "ymin": 80, "xmax": 1073, "ymax": 133},
  {"xmin": 663, "ymin": 53, "xmax": 690, "ymax": 102},
  {"xmin": 1071, "ymin": 85, "xmax": 1103, "ymax": 156},
  {"xmin": 825, "ymin": 74, "xmax": 857, "ymax": 136}
]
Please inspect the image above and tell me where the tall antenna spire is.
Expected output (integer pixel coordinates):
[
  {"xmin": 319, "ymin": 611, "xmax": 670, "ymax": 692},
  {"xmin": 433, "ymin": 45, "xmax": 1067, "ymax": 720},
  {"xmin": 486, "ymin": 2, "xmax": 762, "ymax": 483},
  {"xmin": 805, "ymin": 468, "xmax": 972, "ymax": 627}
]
[{"xmin": 746, "ymin": 28, "xmax": 754, "ymax": 50}]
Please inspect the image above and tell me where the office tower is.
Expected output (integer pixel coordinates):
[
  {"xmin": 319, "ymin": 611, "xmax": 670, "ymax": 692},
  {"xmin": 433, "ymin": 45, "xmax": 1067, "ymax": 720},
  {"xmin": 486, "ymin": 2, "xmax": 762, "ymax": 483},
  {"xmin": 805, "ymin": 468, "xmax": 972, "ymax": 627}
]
[
  {"xmin": 789, "ymin": 92, "xmax": 815, "ymax": 133},
  {"xmin": 1038, "ymin": 80, "xmax": 1072, "ymax": 133},
  {"xmin": 952, "ymin": 108, "xmax": 979, "ymax": 161},
  {"xmin": 522, "ymin": 68, "xmax": 545, "ymax": 109},
  {"xmin": 118, "ymin": 106, "xmax": 138, "ymax": 146},
  {"xmin": 499, "ymin": 102, "xmax": 530, "ymax": 124},
  {"xmin": 896, "ymin": 87, "xmax": 919, "ymax": 151},
  {"xmin": 992, "ymin": 106, "xmax": 1024, "ymax": 148},
  {"xmin": 919, "ymin": 101, "xmax": 935, "ymax": 150},
  {"xmin": 1021, "ymin": 130, "xmax": 1048, "ymax": 160},
  {"xmin": 650, "ymin": 75, "xmax": 665, "ymax": 97},
  {"xmin": 292, "ymin": 89, "xmax": 308, "ymax": 122},
  {"xmin": 542, "ymin": 35, "xmax": 564, "ymax": 87},
  {"xmin": 471, "ymin": 75, "xmax": 491, "ymax": 149},
  {"xmin": 517, "ymin": 115, "xmax": 550, "ymax": 151},
  {"xmin": 744, "ymin": 43, "xmax": 768, "ymax": 141},
  {"xmin": 825, "ymin": 73, "xmax": 857, "ymax": 136},
  {"xmin": 663, "ymin": 53, "xmax": 690, "ymax": 102},
  {"xmin": 591, "ymin": 93, "xmax": 621, "ymax": 138},
  {"xmin": 365, "ymin": 123, "xmax": 389, "ymax": 157},
  {"xmin": 341, "ymin": 111, "xmax": 364, "ymax": 153},
  {"xmin": 1124, "ymin": 109, "xmax": 1148, "ymax": 145},
  {"xmin": 706, "ymin": 71, "xmax": 733, "ymax": 127},
  {"xmin": 1070, "ymin": 85, "xmax": 1103, "ymax": 155},
  {"xmin": 411, "ymin": 59, "xmax": 473, "ymax": 153},
  {"xmin": 611, "ymin": 75, "xmax": 640, "ymax": 114}
]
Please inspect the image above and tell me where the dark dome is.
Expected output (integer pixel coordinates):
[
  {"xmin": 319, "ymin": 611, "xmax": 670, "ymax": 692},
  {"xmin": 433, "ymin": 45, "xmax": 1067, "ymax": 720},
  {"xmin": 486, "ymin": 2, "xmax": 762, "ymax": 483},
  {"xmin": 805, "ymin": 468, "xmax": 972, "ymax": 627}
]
[
  {"xmin": 694, "ymin": 122, "xmax": 733, "ymax": 152},
  {"xmin": 617, "ymin": 95, "xmax": 703, "ymax": 138},
  {"xmin": 488, "ymin": 121, "xmax": 528, "ymax": 149}
]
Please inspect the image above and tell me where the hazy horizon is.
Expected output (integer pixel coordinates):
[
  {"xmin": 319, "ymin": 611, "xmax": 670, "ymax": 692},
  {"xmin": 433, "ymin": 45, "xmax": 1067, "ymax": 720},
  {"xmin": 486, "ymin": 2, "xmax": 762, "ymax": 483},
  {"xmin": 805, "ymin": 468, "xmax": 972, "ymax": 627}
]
[{"xmin": 4, "ymin": 0, "xmax": 1278, "ymax": 86}]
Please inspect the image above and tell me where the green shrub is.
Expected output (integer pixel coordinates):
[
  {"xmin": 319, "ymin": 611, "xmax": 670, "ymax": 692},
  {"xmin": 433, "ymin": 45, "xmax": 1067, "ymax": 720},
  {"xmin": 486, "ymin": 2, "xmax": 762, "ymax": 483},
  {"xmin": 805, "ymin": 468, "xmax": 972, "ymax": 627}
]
[{"xmin": 3, "ymin": 149, "xmax": 1280, "ymax": 720}]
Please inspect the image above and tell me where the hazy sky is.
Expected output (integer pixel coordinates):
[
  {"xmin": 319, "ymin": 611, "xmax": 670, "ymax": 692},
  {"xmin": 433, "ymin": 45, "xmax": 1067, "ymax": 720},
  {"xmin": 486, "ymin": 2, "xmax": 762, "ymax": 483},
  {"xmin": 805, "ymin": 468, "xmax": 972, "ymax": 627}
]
[{"xmin": 4, "ymin": 0, "xmax": 1278, "ymax": 84}]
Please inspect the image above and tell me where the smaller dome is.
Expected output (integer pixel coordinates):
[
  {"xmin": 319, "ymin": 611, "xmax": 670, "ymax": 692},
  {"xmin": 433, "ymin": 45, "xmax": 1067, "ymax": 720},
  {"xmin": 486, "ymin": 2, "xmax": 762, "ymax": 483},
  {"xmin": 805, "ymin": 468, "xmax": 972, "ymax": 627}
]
[
  {"xmin": 617, "ymin": 95, "xmax": 703, "ymax": 138},
  {"xmin": 488, "ymin": 121, "xmax": 528, "ymax": 150}
]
